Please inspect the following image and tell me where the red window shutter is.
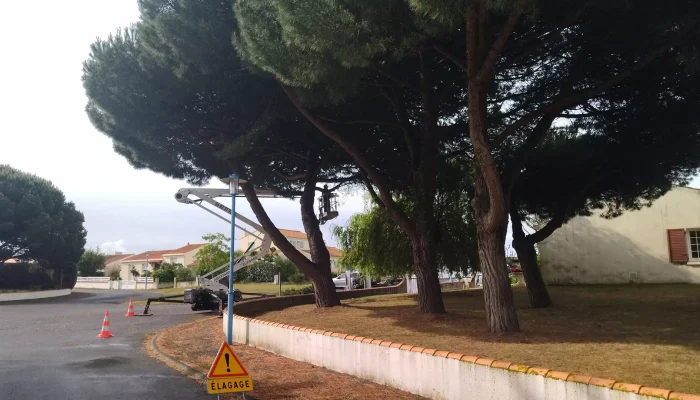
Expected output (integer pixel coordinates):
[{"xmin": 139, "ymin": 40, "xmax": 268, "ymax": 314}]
[{"xmin": 667, "ymin": 229, "xmax": 688, "ymax": 263}]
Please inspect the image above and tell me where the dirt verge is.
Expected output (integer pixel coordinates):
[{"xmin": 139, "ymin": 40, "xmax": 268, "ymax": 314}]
[{"xmin": 146, "ymin": 316, "xmax": 421, "ymax": 399}]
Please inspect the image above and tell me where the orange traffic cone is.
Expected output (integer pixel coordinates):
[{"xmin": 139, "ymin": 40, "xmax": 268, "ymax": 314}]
[
  {"xmin": 97, "ymin": 311, "xmax": 113, "ymax": 338},
  {"xmin": 125, "ymin": 299, "xmax": 135, "ymax": 317}
]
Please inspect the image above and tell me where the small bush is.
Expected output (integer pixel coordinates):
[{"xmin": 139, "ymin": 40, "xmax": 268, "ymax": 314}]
[
  {"xmin": 0, "ymin": 263, "xmax": 54, "ymax": 290},
  {"xmin": 281, "ymin": 285, "xmax": 314, "ymax": 296},
  {"xmin": 175, "ymin": 266, "xmax": 195, "ymax": 282},
  {"xmin": 245, "ymin": 261, "xmax": 277, "ymax": 282},
  {"xmin": 109, "ymin": 269, "xmax": 121, "ymax": 281}
]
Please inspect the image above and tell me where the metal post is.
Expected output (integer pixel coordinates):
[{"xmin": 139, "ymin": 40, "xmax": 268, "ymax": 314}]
[
  {"xmin": 278, "ymin": 268, "xmax": 282, "ymax": 296},
  {"xmin": 145, "ymin": 251, "xmax": 149, "ymax": 290},
  {"xmin": 227, "ymin": 174, "xmax": 238, "ymax": 345}
]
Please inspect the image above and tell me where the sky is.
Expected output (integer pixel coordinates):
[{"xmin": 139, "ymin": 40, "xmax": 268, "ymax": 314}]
[
  {"xmin": 1, "ymin": 1, "xmax": 699, "ymax": 256},
  {"xmin": 0, "ymin": 0, "xmax": 364, "ymax": 255}
]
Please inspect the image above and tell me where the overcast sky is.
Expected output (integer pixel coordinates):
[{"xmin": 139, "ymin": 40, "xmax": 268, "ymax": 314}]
[
  {"xmin": 1, "ymin": 1, "xmax": 698, "ymax": 256},
  {"xmin": 0, "ymin": 0, "xmax": 365, "ymax": 255}
]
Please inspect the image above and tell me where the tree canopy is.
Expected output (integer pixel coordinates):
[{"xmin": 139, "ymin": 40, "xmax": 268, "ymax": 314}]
[
  {"xmin": 234, "ymin": 0, "xmax": 700, "ymax": 332},
  {"xmin": 334, "ymin": 162, "xmax": 479, "ymax": 277},
  {"xmin": 0, "ymin": 165, "xmax": 86, "ymax": 271},
  {"xmin": 77, "ymin": 248, "xmax": 106, "ymax": 277},
  {"xmin": 82, "ymin": 0, "xmax": 363, "ymax": 307}
]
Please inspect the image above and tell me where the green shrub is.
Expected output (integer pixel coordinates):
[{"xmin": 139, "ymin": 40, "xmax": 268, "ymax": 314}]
[
  {"xmin": 109, "ymin": 269, "xmax": 121, "ymax": 281},
  {"xmin": 0, "ymin": 263, "xmax": 54, "ymax": 290},
  {"xmin": 281, "ymin": 285, "xmax": 314, "ymax": 296},
  {"xmin": 175, "ymin": 265, "xmax": 196, "ymax": 282},
  {"xmin": 152, "ymin": 263, "xmax": 176, "ymax": 283},
  {"xmin": 509, "ymin": 274, "xmax": 518, "ymax": 286},
  {"xmin": 245, "ymin": 261, "xmax": 277, "ymax": 282}
]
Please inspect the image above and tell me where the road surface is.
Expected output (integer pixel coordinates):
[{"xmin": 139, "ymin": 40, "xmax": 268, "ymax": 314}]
[{"xmin": 0, "ymin": 289, "xmax": 214, "ymax": 400}]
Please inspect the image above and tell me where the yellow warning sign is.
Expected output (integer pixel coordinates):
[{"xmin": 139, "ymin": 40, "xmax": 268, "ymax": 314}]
[{"xmin": 207, "ymin": 341, "xmax": 250, "ymax": 379}]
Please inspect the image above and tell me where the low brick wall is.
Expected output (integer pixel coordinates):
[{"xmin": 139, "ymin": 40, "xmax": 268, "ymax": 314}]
[
  {"xmin": 223, "ymin": 280, "xmax": 698, "ymax": 400},
  {"xmin": 440, "ymin": 281, "xmax": 466, "ymax": 291},
  {"xmin": 233, "ymin": 279, "xmax": 407, "ymax": 317},
  {"xmin": 224, "ymin": 314, "xmax": 696, "ymax": 400}
]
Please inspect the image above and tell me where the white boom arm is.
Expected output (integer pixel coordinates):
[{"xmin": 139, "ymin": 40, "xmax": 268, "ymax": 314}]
[{"xmin": 175, "ymin": 187, "xmax": 279, "ymax": 292}]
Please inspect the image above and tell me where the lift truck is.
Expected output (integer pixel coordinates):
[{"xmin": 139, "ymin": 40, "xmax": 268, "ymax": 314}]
[{"xmin": 140, "ymin": 184, "xmax": 281, "ymax": 316}]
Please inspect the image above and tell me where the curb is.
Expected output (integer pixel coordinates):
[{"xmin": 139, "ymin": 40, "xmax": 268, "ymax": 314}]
[
  {"xmin": 0, "ymin": 288, "xmax": 71, "ymax": 302},
  {"xmin": 150, "ymin": 333, "xmax": 206, "ymax": 380},
  {"xmin": 149, "ymin": 330, "xmax": 255, "ymax": 399}
]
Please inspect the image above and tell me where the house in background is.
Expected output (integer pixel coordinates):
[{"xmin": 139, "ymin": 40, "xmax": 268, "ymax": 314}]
[
  {"xmin": 240, "ymin": 229, "xmax": 344, "ymax": 273},
  {"xmin": 103, "ymin": 252, "xmax": 133, "ymax": 277},
  {"xmin": 118, "ymin": 243, "xmax": 206, "ymax": 280},
  {"xmin": 539, "ymin": 186, "xmax": 700, "ymax": 284}
]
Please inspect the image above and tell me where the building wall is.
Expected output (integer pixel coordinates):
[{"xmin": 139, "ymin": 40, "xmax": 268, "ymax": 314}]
[
  {"xmin": 182, "ymin": 247, "xmax": 202, "ymax": 267},
  {"xmin": 119, "ymin": 261, "xmax": 157, "ymax": 281},
  {"xmin": 162, "ymin": 254, "xmax": 183, "ymax": 265},
  {"xmin": 240, "ymin": 230, "xmax": 309, "ymax": 252},
  {"xmin": 539, "ymin": 187, "xmax": 700, "ymax": 284},
  {"xmin": 104, "ymin": 260, "xmax": 123, "ymax": 276}
]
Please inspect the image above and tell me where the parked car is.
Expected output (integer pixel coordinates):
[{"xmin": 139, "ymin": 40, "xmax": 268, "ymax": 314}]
[{"xmin": 333, "ymin": 272, "xmax": 360, "ymax": 288}]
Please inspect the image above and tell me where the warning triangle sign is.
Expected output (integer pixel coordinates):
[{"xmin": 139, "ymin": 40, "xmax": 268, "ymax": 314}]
[{"xmin": 207, "ymin": 342, "xmax": 250, "ymax": 379}]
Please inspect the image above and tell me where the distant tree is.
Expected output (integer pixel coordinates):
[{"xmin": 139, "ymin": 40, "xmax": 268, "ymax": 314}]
[
  {"xmin": 77, "ymin": 248, "xmax": 106, "ymax": 277},
  {"xmin": 152, "ymin": 262, "xmax": 182, "ymax": 283},
  {"xmin": 81, "ymin": 1, "xmax": 360, "ymax": 307},
  {"xmin": 174, "ymin": 265, "xmax": 196, "ymax": 282},
  {"xmin": 130, "ymin": 267, "xmax": 140, "ymax": 279},
  {"xmin": 0, "ymin": 165, "xmax": 86, "ymax": 284},
  {"xmin": 334, "ymin": 163, "xmax": 479, "ymax": 277},
  {"xmin": 194, "ymin": 233, "xmax": 236, "ymax": 276}
]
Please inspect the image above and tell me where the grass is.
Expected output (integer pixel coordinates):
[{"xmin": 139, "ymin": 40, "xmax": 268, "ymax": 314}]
[
  {"xmin": 150, "ymin": 317, "xmax": 420, "ymax": 399},
  {"xmin": 253, "ymin": 285, "xmax": 700, "ymax": 394}
]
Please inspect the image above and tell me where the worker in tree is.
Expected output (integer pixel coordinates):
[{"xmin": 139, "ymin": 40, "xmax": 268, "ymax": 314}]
[{"xmin": 322, "ymin": 184, "xmax": 331, "ymax": 216}]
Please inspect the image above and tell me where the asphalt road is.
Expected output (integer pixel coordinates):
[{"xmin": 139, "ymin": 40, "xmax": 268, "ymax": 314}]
[{"xmin": 0, "ymin": 289, "xmax": 215, "ymax": 400}]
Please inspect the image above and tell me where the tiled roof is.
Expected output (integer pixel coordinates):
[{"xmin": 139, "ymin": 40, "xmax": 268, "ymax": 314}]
[
  {"xmin": 104, "ymin": 254, "xmax": 133, "ymax": 264},
  {"xmin": 327, "ymin": 246, "xmax": 343, "ymax": 258},
  {"xmin": 278, "ymin": 229, "xmax": 307, "ymax": 239},
  {"xmin": 120, "ymin": 243, "xmax": 206, "ymax": 263},
  {"xmin": 121, "ymin": 250, "xmax": 172, "ymax": 263},
  {"xmin": 165, "ymin": 243, "xmax": 206, "ymax": 255}
]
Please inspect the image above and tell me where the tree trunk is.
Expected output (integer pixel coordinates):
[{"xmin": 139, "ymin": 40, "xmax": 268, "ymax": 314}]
[
  {"xmin": 409, "ymin": 232, "xmax": 446, "ymax": 314},
  {"xmin": 300, "ymin": 162, "xmax": 340, "ymax": 307},
  {"xmin": 477, "ymin": 223, "xmax": 520, "ymax": 333},
  {"xmin": 512, "ymin": 237, "xmax": 552, "ymax": 308},
  {"xmin": 510, "ymin": 204, "xmax": 553, "ymax": 309},
  {"xmin": 312, "ymin": 269, "xmax": 340, "ymax": 307}
]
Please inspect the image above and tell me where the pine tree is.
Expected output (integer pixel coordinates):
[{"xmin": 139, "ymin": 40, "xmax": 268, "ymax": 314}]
[
  {"xmin": 234, "ymin": 0, "xmax": 700, "ymax": 331},
  {"xmin": 82, "ymin": 0, "xmax": 359, "ymax": 307}
]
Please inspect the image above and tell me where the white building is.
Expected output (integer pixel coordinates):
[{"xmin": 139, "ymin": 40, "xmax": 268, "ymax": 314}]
[
  {"xmin": 539, "ymin": 186, "xmax": 700, "ymax": 284},
  {"xmin": 240, "ymin": 228, "xmax": 343, "ymax": 273}
]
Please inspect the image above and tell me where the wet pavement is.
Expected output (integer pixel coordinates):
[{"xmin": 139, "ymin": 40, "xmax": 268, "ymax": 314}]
[{"xmin": 0, "ymin": 289, "xmax": 213, "ymax": 400}]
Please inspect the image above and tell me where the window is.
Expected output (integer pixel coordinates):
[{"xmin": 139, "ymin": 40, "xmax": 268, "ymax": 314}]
[
  {"xmin": 170, "ymin": 256, "xmax": 178, "ymax": 264},
  {"xmin": 299, "ymin": 241, "xmax": 304, "ymax": 249},
  {"xmin": 689, "ymin": 230, "xmax": 700, "ymax": 261}
]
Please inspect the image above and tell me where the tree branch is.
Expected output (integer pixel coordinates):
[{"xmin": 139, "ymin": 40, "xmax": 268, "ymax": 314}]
[
  {"xmin": 316, "ymin": 115, "xmax": 407, "ymax": 130},
  {"xmin": 432, "ymin": 44, "xmax": 467, "ymax": 72},
  {"xmin": 477, "ymin": 14, "xmax": 521, "ymax": 84},
  {"xmin": 503, "ymin": 112, "xmax": 557, "ymax": 198},
  {"xmin": 360, "ymin": 168, "xmax": 385, "ymax": 209},
  {"xmin": 492, "ymin": 44, "xmax": 671, "ymax": 148},
  {"xmin": 275, "ymin": 171, "xmax": 307, "ymax": 181},
  {"xmin": 277, "ymin": 80, "xmax": 415, "ymax": 234},
  {"xmin": 373, "ymin": 67, "xmax": 420, "ymax": 92}
]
